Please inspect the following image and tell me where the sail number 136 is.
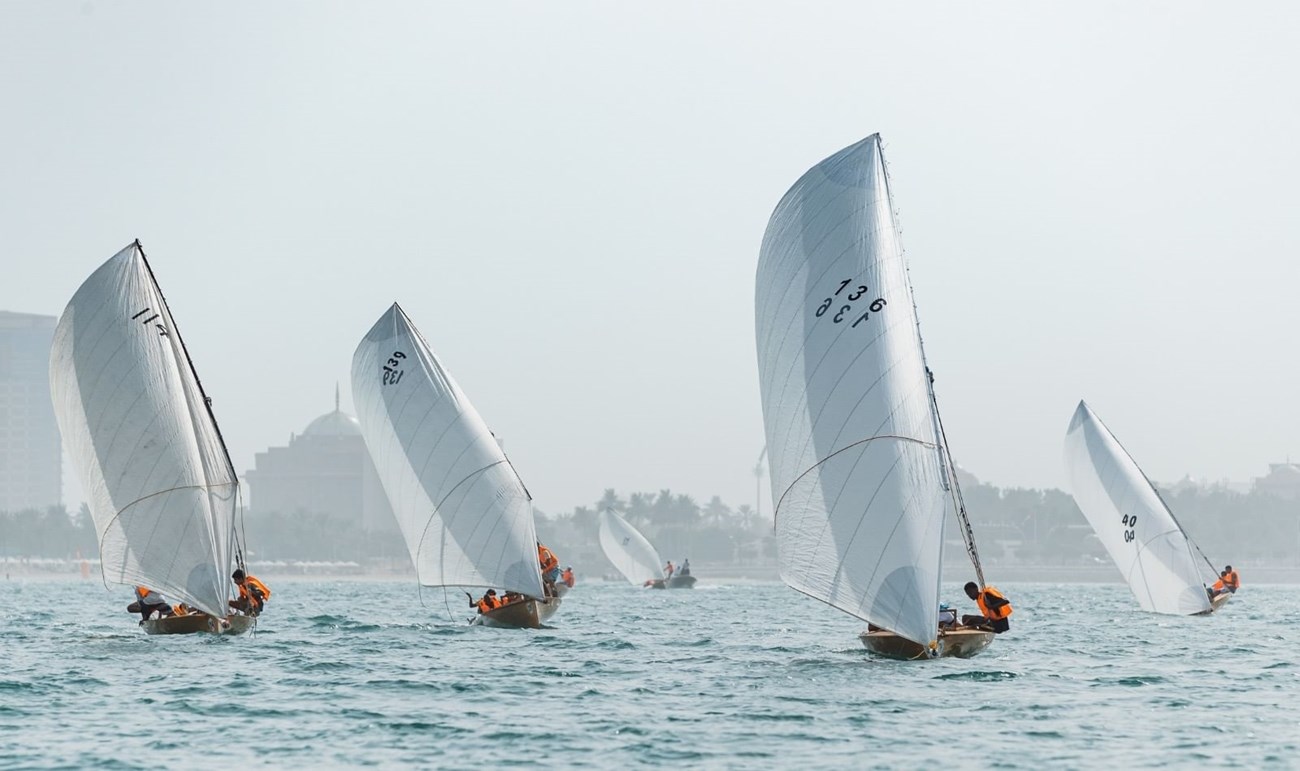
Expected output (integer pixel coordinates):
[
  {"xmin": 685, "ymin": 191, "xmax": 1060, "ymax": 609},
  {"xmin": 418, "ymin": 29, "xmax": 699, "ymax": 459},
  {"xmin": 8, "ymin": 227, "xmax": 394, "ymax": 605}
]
[{"xmin": 814, "ymin": 278, "xmax": 887, "ymax": 328}]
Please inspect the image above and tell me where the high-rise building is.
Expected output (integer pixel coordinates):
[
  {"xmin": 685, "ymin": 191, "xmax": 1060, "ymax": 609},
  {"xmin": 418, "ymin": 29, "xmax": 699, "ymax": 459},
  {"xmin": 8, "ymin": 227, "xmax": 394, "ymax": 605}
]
[{"xmin": 0, "ymin": 311, "xmax": 61, "ymax": 514}]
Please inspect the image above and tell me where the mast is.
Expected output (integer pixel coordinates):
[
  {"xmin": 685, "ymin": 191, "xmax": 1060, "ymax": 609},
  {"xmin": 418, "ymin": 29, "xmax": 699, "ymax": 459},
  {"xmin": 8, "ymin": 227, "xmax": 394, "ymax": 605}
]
[
  {"xmin": 134, "ymin": 240, "xmax": 245, "ymax": 562},
  {"xmin": 1087, "ymin": 404, "xmax": 1216, "ymax": 580},
  {"xmin": 879, "ymin": 146, "xmax": 986, "ymax": 588}
]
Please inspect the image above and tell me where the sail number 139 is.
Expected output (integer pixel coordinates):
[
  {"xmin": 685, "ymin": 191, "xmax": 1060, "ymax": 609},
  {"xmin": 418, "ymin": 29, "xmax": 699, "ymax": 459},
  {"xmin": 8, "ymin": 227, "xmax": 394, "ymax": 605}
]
[{"xmin": 814, "ymin": 278, "xmax": 887, "ymax": 328}]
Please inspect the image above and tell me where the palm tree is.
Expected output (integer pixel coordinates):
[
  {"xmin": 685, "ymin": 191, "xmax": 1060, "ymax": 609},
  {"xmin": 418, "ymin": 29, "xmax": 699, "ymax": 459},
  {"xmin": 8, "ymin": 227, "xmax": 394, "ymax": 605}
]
[{"xmin": 596, "ymin": 489, "xmax": 626, "ymax": 514}]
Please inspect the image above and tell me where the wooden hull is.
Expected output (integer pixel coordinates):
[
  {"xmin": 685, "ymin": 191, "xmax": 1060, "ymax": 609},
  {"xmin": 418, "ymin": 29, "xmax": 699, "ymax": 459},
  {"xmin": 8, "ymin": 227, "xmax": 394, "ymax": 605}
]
[
  {"xmin": 142, "ymin": 614, "xmax": 256, "ymax": 636},
  {"xmin": 859, "ymin": 628, "xmax": 995, "ymax": 660},
  {"xmin": 474, "ymin": 597, "xmax": 561, "ymax": 629},
  {"xmin": 649, "ymin": 575, "xmax": 697, "ymax": 589},
  {"xmin": 1195, "ymin": 592, "xmax": 1233, "ymax": 615}
]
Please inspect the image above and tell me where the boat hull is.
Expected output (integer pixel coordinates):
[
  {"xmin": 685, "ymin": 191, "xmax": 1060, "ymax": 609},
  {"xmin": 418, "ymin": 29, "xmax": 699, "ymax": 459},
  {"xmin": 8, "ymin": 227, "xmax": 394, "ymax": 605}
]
[
  {"xmin": 859, "ymin": 628, "xmax": 995, "ymax": 660},
  {"xmin": 142, "ymin": 614, "xmax": 256, "ymax": 636},
  {"xmin": 474, "ymin": 597, "xmax": 561, "ymax": 629},
  {"xmin": 650, "ymin": 576, "xmax": 697, "ymax": 589},
  {"xmin": 1195, "ymin": 592, "xmax": 1233, "ymax": 615}
]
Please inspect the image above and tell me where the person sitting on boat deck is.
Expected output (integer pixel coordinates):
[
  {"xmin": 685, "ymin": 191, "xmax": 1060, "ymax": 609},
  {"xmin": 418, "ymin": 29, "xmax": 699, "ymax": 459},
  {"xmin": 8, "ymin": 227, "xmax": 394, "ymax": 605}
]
[
  {"xmin": 678, "ymin": 559, "xmax": 691, "ymax": 577},
  {"xmin": 472, "ymin": 589, "xmax": 501, "ymax": 614},
  {"xmin": 228, "ymin": 569, "xmax": 272, "ymax": 616},
  {"xmin": 561, "ymin": 566, "xmax": 575, "ymax": 588},
  {"xmin": 960, "ymin": 582, "xmax": 1013, "ymax": 633},
  {"xmin": 1221, "ymin": 565, "xmax": 1240, "ymax": 593},
  {"xmin": 938, "ymin": 603, "xmax": 958, "ymax": 630},
  {"xmin": 664, "ymin": 561, "xmax": 676, "ymax": 579},
  {"xmin": 131, "ymin": 586, "xmax": 174, "ymax": 622}
]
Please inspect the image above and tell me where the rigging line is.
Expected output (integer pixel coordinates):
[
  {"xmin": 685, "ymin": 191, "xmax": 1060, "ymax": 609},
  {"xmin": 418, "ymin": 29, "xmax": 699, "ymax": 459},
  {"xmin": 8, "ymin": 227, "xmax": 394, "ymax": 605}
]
[
  {"xmin": 1090, "ymin": 406, "xmax": 1219, "ymax": 580},
  {"xmin": 930, "ymin": 376, "xmax": 985, "ymax": 587},
  {"xmin": 134, "ymin": 241, "xmax": 240, "ymax": 486},
  {"xmin": 771, "ymin": 434, "xmax": 939, "ymax": 529}
]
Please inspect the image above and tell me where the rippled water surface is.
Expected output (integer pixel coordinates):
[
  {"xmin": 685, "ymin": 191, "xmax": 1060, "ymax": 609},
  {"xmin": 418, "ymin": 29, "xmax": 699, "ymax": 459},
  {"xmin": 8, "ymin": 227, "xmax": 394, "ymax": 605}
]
[{"xmin": 1, "ymin": 579, "xmax": 1296, "ymax": 768}]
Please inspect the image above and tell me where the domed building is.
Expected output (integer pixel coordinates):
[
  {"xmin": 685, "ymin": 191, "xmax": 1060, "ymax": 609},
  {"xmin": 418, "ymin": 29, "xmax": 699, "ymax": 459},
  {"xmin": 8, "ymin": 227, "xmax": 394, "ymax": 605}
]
[{"xmin": 244, "ymin": 388, "xmax": 396, "ymax": 535}]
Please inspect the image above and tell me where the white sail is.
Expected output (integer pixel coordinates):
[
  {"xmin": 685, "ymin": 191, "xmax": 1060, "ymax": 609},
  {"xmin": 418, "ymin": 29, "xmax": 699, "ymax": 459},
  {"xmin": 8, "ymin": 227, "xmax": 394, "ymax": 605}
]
[
  {"xmin": 351, "ymin": 303, "xmax": 545, "ymax": 598},
  {"xmin": 49, "ymin": 242, "xmax": 238, "ymax": 617},
  {"xmin": 755, "ymin": 134, "xmax": 950, "ymax": 648},
  {"xmin": 597, "ymin": 509, "xmax": 664, "ymax": 586},
  {"xmin": 1063, "ymin": 401, "xmax": 1213, "ymax": 615}
]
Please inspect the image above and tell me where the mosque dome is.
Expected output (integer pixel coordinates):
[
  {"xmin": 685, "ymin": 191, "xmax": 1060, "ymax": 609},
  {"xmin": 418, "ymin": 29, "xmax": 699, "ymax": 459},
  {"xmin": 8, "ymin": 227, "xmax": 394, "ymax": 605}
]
[
  {"xmin": 301, "ymin": 385, "xmax": 361, "ymax": 437},
  {"xmin": 303, "ymin": 409, "xmax": 361, "ymax": 437}
]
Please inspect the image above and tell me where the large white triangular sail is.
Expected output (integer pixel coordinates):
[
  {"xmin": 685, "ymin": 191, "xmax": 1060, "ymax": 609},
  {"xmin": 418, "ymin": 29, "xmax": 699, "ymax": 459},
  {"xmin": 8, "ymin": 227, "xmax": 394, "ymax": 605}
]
[
  {"xmin": 351, "ymin": 303, "xmax": 545, "ymax": 599},
  {"xmin": 755, "ymin": 134, "xmax": 953, "ymax": 648},
  {"xmin": 49, "ymin": 242, "xmax": 239, "ymax": 617},
  {"xmin": 1063, "ymin": 401, "xmax": 1213, "ymax": 615},
  {"xmin": 597, "ymin": 509, "xmax": 664, "ymax": 586}
]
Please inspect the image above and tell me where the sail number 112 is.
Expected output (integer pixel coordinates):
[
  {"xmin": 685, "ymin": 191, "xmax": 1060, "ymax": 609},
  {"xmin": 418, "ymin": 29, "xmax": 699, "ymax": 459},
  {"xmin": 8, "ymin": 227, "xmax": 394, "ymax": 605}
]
[{"xmin": 814, "ymin": 278, "xmax": 887, "ymax": 328}]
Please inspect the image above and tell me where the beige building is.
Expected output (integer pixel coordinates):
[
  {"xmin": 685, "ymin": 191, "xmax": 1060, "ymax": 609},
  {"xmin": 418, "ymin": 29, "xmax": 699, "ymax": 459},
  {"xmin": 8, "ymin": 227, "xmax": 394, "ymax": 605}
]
[
  {"xmin": 0, "ymin": 311, "xmax": 61, "ymax": 514},
  {"xmin": 244, "ymin": 390, "xmax": 396, "ymax": 533}
]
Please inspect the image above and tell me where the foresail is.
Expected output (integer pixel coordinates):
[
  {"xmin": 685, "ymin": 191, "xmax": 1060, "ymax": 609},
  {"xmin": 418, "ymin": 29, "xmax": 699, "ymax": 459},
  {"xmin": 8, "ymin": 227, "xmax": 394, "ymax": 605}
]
[
  {"xmin": 597, "ymin": 510, "xmax": 664, "ymax": 586},
  {"xmin": 49, "ymin": 243, "xmax": 238, "ymax": 616},
  {"xmin": 351, "ymin": 303, "xmax": 545, "ymax": 598},
  {"xmin": 755, "ymin": 134, "xmax": 946, "ymax": 647},
  {"xmin": 1063, "ymin": 401, "xmax": 1212, "ymax": 615}
]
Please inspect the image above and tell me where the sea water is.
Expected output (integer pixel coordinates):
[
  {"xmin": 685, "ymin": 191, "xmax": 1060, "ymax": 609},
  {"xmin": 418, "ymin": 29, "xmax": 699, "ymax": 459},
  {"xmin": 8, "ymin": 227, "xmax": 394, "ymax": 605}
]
[{"xmin": 1, "ymin": 579, "xmax": 1295, "ymax": 769}]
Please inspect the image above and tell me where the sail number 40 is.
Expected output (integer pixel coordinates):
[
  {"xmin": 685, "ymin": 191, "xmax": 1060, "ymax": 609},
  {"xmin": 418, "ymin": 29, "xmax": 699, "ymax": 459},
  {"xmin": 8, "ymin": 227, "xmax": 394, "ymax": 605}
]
[
  {"xmin": 814, "ymin": 278, "xmax": 886, "ymax": 328},
  {"xmin": 1122, "ymin": 513, "xmax": 1137, "ymax": 543},
  {"xmin": 382, "ymin": 351, "xmax": 407, "ymax": 386}
]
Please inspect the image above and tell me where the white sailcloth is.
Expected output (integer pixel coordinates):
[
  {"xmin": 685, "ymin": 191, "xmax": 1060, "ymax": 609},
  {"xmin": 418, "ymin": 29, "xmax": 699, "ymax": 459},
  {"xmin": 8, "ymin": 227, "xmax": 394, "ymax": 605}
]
[
  {"xmin": 597, "ymin": 509, "xmax": 664, "ymax": 586},
  {"xmin": 1063, "ymin": 401, "xmax": 1213, "ymax": 615},
  {"xmin": 755, "ymin": 134, "xmax": 950, "ymax": 648},
  {"xmin": 49, "ymin": 242, "xmax": 238, "ymax": 617},
  {"xmin": 351, "ymin": 303, "xmax": 545, "ymax": 598}
]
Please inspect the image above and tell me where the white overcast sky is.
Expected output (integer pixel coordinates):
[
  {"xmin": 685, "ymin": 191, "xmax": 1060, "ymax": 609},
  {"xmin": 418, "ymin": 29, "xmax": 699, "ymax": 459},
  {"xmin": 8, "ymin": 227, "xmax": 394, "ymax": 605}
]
[{"xmin": 3, "ymin": 2, "xmax": 1298, "ymax": 515}]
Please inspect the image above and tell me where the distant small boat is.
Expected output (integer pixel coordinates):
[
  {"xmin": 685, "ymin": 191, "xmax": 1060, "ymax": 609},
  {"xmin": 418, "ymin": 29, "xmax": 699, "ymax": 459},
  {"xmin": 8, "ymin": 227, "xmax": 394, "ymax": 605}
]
[
  {"xmin": 1064, "ymin": 401, "xmax": 1231, "ymax": 615},
  {"xmin": 755, "ymin": 135, "xmax": 999, "ymax": 659},
  {"xmin": 597, "ymin": 509, "xmax": 696, "ymax": 589},
  {"xmin": 352, "ymin": 303, "xmax": 559, "ymax": 628},
  {"xmin": 50, "ymin": 241, "xmax": 254, "ymax": 635}
]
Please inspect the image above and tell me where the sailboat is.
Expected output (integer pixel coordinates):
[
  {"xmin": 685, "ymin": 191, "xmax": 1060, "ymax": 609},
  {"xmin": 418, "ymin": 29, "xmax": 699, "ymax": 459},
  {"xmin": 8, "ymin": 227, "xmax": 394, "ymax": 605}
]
[
  {"xmin": 351, "ymin": 303, "xmax": 559, "ymax": 628},
  {"xmin": 49, "ymin": 241, "xmax": 253, "ymax": 635},
  {"xmin": 1064, "ymin": 401, "xmax": 1229, "ymax": 615},
  {"xmin": 754, "ymin": 134, "xmax": 997, "ymax": 659},
  {"xmin": 597, "ymin": 509, "xmax": 696, "ymax": 589}
]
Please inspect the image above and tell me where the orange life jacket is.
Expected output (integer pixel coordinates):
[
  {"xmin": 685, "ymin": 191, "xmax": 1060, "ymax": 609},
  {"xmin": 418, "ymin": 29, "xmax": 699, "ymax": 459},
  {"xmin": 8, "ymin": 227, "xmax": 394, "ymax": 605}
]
[
  {"xmin": 1213, "ymin": 578, "xmax": 1225, "ymax": 591},
  {"xmin": 1224, "ymin": 570, "xmax": 1240, "ymax": 589},
  {"xmin": 562, "ymin": 568, "xmax": 575, "ymax": 587},
  {"xmin": 977, "ymin": 586, "xmax": 1013, "ymax": 620},
  {"xmin": 538, "ymin": 545, "xmax": 559, "ymax": 573},
  {"xmin": 136, "ymin": 586, "xmax": 164, "ymax": 604}
]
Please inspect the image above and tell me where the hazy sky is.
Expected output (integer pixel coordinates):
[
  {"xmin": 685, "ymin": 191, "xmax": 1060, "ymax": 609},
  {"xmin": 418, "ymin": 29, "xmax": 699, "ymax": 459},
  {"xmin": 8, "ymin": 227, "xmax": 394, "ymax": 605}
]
[{"xmin": 3, "ymin": 2, "xmax": 1298, "ymax": 515}]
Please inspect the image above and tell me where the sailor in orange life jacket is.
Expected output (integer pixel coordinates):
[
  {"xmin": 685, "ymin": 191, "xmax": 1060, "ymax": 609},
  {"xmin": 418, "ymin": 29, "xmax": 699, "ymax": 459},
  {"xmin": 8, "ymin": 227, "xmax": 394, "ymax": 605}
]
[
  {"xmin": 960, "ymin": 582, "xmax": 1013, "ymax": 633},
  {"xmin": 471, "ymin": 589, "xmax": 500, "ymax": 614},
  {"xmin": 1211, "ymin": 565, "xmax": 1241, "ymax": 597},
  {"xmin": 561, "ymin": 566, "xmax": 575, "ymax": 588},
  {"xmin": 131, "ymin": 586, "xmax": 174, "ymax": 622},
  {"xmin": 228, "ymin": 569, "xmax": 272, "ymax": 616}
]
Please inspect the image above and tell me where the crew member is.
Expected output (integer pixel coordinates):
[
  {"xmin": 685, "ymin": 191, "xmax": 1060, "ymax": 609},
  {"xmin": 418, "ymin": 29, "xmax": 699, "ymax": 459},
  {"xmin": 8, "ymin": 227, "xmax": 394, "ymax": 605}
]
[
  {"xmin": 472, "ymin": 589, "xmax": 500, "ymax": 614},
  {"xmin": 1222, "ymin": 565, "xmax": 1240, "ymax": 593},
  {"xmin": 131, "ymin": 586, "xmax": 174, "ymax": 622},
  {"xmin": 679, "ymin": 559, "xmax": 691, "ymax": 577},
  {"xmin": 664, "ymin": 561, "xmax": 676, "ymax": 579},
  {"xmin": 561, "ymin": 566, "xmax": 575, "ymax": 588},
  {"xmin": 229, "ymin": 569, "xmax": 272, "ymax": 616},
  {"xmin": 960, "ymin": 582, "xmax": 1013, "ymax": 633}
]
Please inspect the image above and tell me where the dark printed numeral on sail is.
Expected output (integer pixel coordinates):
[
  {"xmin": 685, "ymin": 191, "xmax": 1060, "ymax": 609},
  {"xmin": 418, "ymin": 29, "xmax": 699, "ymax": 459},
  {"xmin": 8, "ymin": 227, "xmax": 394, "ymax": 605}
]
[
  {"xmin": 813, "ymin": 279, "xmax": 887, "ymax": 328},
  {"xmin": 382, "ymin": 351, "xmax": 407, "ymax": 386},
  {"xmin": 130, "ymin": 308, "xmax": 168, "ymax": 336},
  {"xmin": 1121, "ymin": 513, "xmax": 1137, "ymax": 544}
]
